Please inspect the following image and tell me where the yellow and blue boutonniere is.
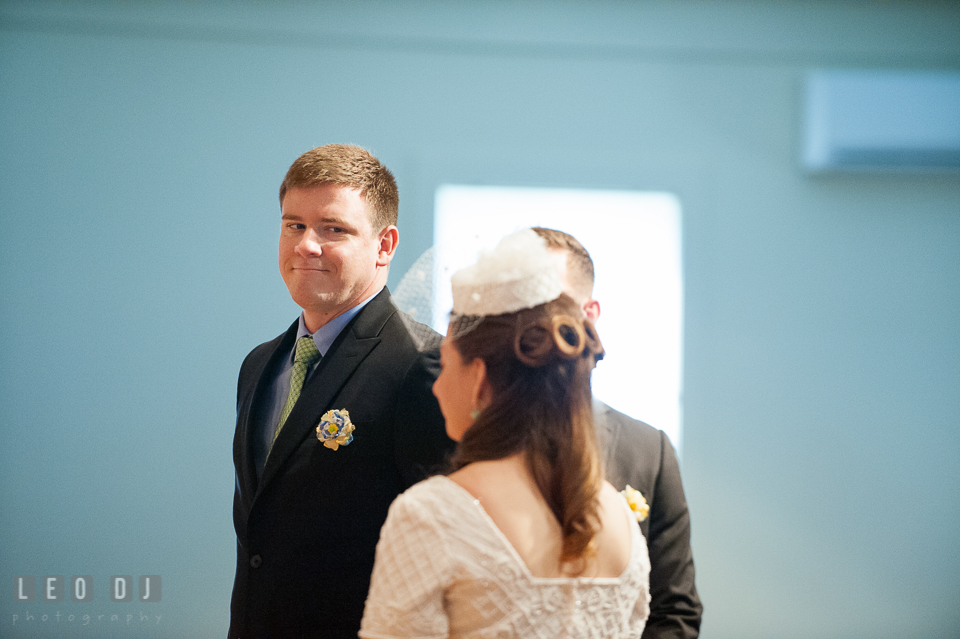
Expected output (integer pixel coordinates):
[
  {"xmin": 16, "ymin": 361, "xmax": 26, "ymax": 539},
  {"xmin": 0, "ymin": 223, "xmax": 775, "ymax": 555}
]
[
  {"xmin": 316, "ymin": 409, "xmax": 355, "ymax": 451},
  {"xmin": 621, "ymin": 485, "xmax": 649, "ymax": 522}
]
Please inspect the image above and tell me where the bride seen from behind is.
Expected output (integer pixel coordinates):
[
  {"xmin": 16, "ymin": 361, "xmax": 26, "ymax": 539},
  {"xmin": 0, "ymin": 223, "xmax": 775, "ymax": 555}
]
[{"xmin": 360, "ymin": 230, "xmax": 650, "ymax": 638}]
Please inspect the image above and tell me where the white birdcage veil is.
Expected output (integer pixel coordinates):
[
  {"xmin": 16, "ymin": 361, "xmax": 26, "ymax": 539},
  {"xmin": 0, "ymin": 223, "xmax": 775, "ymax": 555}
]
[{"xmin": 393, "ymin": 229, "xmax": 564, "ymax": 340}]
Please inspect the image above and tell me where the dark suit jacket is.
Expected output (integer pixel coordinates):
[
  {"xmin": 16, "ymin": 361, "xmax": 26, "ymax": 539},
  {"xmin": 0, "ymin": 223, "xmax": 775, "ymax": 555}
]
[
  {"xmin": 230, "ymin": 289, "xmax": 454, "ymax": 639},
  {"xmin": 594, "ymin": 400, "xmax": 702, "ymax": 639}
]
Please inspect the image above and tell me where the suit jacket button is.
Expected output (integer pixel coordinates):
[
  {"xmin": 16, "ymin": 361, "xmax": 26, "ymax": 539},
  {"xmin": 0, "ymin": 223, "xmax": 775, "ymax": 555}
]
[{"xmin": 250, "ymin": 554, "xmax": 262, "ymax": 568}]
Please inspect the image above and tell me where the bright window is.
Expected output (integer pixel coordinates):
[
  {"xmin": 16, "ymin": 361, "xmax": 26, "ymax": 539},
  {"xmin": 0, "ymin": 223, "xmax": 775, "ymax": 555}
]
[{"xmin": 432, "ymin": 185, "xmax": 684, "ymax": 453}]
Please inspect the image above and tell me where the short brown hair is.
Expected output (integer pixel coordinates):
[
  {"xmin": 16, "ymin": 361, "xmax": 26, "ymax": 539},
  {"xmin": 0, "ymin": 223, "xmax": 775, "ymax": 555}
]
[
  {"xmin": 279, "ymin": 144, "xmax": 399, "ymax": 231},
  {"xmin": 448, "ymin": 294, "xmax": 604, "ymax": 570},
  {"xmin": 531, "ymin": 227, "xmax": 594, "ymax": 300}
]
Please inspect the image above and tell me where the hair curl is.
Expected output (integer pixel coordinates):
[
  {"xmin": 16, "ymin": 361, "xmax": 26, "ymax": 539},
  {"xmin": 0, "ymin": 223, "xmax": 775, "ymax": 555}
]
[{"xmin": 448, "ymin": 294, "xmax": 605, "ymax": 570}]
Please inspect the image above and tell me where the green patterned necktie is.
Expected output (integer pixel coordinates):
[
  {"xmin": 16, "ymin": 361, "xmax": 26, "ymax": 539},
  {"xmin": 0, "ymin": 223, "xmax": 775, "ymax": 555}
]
[{"xmin": 272, "ymin": 336, "xmax": 321, "ymax": 445}]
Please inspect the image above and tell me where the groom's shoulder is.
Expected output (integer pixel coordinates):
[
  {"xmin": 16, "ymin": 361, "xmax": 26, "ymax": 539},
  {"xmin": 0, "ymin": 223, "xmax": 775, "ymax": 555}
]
[
  {"xmin": 391, "ymin": 310, "xmax": 442, "ymax": 352},
  {"xmin": 594, "ymin": 399, "xmax": 662, "ymax": 444},
  {"xmin": 240, "ymin": 322, "xmax": 295, "ymax": 373},
  {"xmin": 363, "ymin": 290, "xmax": 442, "ymax": 355}
]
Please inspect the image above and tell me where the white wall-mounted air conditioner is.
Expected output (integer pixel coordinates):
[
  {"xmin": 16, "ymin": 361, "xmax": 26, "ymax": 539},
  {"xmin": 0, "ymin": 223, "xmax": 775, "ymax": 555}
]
[{"xmin": 803, "ymin": 70, "xmax": 960, "ymax": 172}]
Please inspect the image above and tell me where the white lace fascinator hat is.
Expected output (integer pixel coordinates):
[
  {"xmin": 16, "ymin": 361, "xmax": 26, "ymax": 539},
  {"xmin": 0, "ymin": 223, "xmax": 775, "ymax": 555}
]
[{"xmin": 448, "ymin": 229, "xmax": 563, "ymax": 337}]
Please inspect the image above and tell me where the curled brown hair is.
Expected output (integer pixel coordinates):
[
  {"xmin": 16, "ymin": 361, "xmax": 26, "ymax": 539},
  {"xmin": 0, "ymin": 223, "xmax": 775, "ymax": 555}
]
[
  {"xmin": 279, "ymin": 144, "xmax": 399, "ymax": 232},
  {"xmin": 448, "ymin": 294, "xmax": 605, "ymax": 569}
]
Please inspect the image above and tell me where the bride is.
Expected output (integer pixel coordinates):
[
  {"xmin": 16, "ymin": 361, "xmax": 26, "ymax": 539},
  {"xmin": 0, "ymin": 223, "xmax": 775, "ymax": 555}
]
[{"xmin": 360, "ymin": 229, "xmax": 650, "ymax": 638}]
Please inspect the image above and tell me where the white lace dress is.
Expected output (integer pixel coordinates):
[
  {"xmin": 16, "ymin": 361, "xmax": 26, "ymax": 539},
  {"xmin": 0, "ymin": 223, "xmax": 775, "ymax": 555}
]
[{"xmin": 360, "ymin": 476, "xmax": 651, "ymax": 639}]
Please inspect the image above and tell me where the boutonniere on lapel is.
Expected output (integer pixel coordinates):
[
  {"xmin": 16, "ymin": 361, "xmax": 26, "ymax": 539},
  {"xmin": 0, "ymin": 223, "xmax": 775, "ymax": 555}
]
[
  {"xmin": 621, "ymin": 485, "xmax": 650, "ymax": 522},
  {"xmin": 316, "ymin": 409, "xmax": 355, "ymax": 451}
]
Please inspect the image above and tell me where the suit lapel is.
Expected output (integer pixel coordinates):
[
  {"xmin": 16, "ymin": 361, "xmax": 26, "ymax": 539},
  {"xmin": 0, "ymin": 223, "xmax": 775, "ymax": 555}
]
[
  {"xmin": 257, "ymin": 290, "xmax": 398, "ymax": 494},
  {"xmin": 235, "ymin": 322, "xmax": 298, "ymax": 502},
  {"xmin": 593, "ymin": 398, "xmax": 620, "ymax": 473}
]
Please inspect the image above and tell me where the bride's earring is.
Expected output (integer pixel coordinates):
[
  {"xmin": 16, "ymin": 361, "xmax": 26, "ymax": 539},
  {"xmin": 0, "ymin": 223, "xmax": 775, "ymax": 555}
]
[{"xmin": 469, "ymin": 408, "xmax": 481, "ymax": 421}]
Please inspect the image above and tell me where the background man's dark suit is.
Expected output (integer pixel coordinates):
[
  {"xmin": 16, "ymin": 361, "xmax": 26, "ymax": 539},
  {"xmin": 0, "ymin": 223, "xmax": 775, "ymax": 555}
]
[
  {"xmin": 594, "ymin": 400, "xmax": 703, "ymax": 639},
  {"xmin": 230, "ymin": 289, "xmax": 452, "ymax": 638}
]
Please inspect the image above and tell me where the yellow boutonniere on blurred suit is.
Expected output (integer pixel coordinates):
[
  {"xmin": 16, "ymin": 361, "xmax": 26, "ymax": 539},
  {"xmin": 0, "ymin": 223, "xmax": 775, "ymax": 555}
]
[
  {"xmin": 621, "ymin": 485, "xmax": 649, "ymax": 522},
  {"xmin": 316, "ymin": 409, "xmax": 355, "ymax": 450}
]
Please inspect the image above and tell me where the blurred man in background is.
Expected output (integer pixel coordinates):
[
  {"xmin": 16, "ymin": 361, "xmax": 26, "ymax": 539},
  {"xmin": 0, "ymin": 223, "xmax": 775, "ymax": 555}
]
[{"xmin": 533, "ymin": 226, "xmax": 702, "ymax": 639}]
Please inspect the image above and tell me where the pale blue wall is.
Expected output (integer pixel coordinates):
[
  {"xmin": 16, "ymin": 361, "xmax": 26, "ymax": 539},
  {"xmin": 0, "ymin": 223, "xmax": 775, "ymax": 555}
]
[{"xmin": 1, "ymin": 2, "xmax": 958, "ymax": 637}]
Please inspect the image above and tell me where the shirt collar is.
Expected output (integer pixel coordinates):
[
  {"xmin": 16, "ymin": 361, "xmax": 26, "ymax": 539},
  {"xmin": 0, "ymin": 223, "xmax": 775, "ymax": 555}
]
[{"xmin": 295, "ymin": 287, "xmax": 382, "ymax": 357}]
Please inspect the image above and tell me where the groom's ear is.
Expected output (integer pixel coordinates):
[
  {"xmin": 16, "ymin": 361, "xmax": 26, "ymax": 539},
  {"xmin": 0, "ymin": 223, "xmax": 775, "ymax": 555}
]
[{"xmin": 376, "ymin": 225, "xmax": 399, "ymax": 267}]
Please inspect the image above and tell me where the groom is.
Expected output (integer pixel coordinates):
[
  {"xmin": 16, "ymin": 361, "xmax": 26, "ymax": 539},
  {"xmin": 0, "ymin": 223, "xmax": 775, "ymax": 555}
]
[
  {"xmin": 230, "ymin": 144, "xmax": 453, "ymax": 638},
  {"xmin": 533, "ymin": 227, "xmax": 703, "ymax": 639}
]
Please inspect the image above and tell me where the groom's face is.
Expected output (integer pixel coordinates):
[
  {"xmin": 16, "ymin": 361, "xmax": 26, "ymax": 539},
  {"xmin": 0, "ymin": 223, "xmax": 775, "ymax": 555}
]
[{"xmin": 279, "ymin": 184, "xmax": 389, "ymax": 329}]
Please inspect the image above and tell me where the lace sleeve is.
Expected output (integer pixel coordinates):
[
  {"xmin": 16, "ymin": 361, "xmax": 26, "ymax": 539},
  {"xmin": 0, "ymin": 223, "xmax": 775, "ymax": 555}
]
[{"xmin": 360, "ymin": 486, "xmax": 453, "ymax": 639}]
